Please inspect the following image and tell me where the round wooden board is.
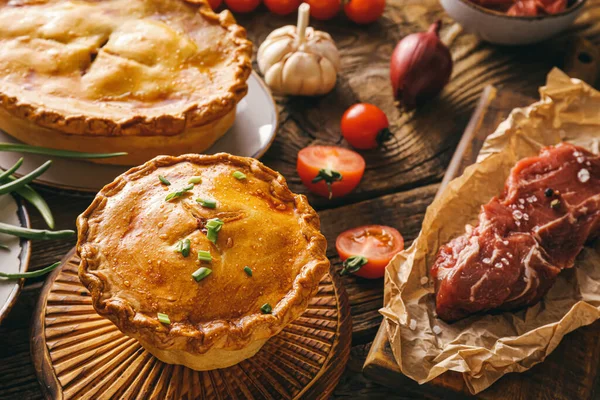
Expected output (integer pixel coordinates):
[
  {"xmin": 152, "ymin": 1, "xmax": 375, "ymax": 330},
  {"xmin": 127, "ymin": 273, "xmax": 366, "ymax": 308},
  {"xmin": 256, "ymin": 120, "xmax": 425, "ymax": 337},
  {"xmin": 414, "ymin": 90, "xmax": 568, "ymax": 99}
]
[{"xmin": 31, "ymin": 249, "xmax": 352, "ymax": 400}]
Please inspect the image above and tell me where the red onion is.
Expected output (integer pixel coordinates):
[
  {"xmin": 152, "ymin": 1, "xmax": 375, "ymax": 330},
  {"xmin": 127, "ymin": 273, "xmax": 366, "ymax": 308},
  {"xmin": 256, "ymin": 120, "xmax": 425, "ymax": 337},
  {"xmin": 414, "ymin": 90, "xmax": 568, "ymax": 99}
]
[{"xmin": 390, "ymin": 21, "xmax": 453, "ymax": 110}]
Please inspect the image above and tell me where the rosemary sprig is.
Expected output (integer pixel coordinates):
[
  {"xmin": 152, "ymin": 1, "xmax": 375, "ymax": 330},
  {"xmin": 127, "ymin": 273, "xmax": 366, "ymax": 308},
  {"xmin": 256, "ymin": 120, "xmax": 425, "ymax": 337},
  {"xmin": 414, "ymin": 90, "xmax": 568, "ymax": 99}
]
[
  {"xmin": 0, "ymin": 143, "xmax": 127, "ymax": 159},
  {"xmin": 0, "ymin": 261, "xmax": 60, "ymax": 279},
  {"xmin": 0, "ymin": 160, "xmax": 52, "ymax": 195},
  {"xmin": 0, "ymin": 158, "xmax": 23, "ymax": 181},
  {"xmin": 0, "ymin": 222, "xmax": 74, "ymax": 240}
]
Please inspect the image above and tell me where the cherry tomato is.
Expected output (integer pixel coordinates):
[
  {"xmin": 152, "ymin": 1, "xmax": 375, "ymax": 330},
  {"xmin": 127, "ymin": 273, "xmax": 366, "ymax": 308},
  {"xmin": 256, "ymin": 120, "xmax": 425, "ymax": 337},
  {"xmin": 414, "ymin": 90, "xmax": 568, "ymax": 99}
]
[
  {"xmin": 341, "ymin": 103, "xmax": 391, "ymax": 150},
  {"xmin": 336, "ymin": 225, "xmax": 404, "ymax": 279},
  {"xmin": 264, "ymin": 0, "xmax": 301, "ymax": 15},
  {"xmin": 344, "ymin": 0, "xmax": 385, "ymax": 24},
  {"xmin": 208, "ymin": 0, "xmax": 223, "ymax": 10},
  {"xmin": 297, "ymin": 146, "xmax": 365, "ymax": 199},
  {"xmin": 305, "ymin": 0, "xmax": 340, "ymax": 20},
  {"xmin": 224, "ymin": 0, "xmax": 261, "ymax": 13}
]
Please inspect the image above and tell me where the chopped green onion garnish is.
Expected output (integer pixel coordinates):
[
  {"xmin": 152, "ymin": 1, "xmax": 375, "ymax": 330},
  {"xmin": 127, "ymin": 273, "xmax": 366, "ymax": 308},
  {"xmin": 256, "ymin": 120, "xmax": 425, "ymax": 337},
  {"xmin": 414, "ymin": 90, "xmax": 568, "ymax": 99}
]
[
  {"xmin": 157, "ymin": 313, "xmax": 171, "ymax": 325},
  {"xmin": 197, "ymin": 198, "xmax": 217, "ymax": 209},
  {"xmin": 188, "ymin": 176, "xmax": 202, "ymax": 184},
  {"xmin": 260, "ymin": 303, "xmax": 272, "ymax": 314},
  {"xmin": 175, "ymin": 239, "xmax": 191, "ymax": 257},
  {"xmin": 165, "ymin": 184, "xmax": 194, "ymax": 202},
  {"xmin": 197, "ymin": 250, "xmax": 212, "ymax": 263},
  {"xmin": 206, "ymin": 218, "xmax": 224, "ymax": 244},
  {"xmin": 0, "ymin": 261, "xmax": 60, "ymax": 279},
  {"xmin": 244, "ymin": 266, "xmax": 253, "ymax": 277},
  {"xmin": 340, "ymin": 255, "xmax": 368, "ymax": 276},
  {"xmin": 159, "ymin": 175, "xmax": 171, "ymax": 186},
  {"xmin": 0, "ymin": 222, "xmax": 74, "ymax": 240},
  {"xmin": 0, "ymin": 143, "xmax": 127, "ymax": 159},
  {"xmin": 192, "ymin": 267, "xmax": 212, "ymax": 282},
  {"xmin": 232, "ymin": 171, "xmax": 247, "ymax": 180}
]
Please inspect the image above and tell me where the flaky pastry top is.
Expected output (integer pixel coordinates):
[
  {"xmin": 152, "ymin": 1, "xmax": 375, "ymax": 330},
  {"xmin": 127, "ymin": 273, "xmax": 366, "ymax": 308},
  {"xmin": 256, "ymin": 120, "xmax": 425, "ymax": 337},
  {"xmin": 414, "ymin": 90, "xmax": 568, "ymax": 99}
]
[
  {"xmin": 77, "ymin": 154, "xmax": 329, "ymax": 353},
  {"xmin": 0, "ymin": 0, "xmax": 252, "ymax": 136}
]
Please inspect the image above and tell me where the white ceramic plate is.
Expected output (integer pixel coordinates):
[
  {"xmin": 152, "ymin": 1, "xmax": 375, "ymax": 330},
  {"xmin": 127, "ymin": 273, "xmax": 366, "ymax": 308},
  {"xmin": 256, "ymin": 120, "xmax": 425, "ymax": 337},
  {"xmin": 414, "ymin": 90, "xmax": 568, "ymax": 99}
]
[
  {"xmin": 0, "ymin": 195, "xmax": 30, "ymax": 324},
  {"xmin": 0, "ymin": 72, "xmax": 278, "ymax": 193}
]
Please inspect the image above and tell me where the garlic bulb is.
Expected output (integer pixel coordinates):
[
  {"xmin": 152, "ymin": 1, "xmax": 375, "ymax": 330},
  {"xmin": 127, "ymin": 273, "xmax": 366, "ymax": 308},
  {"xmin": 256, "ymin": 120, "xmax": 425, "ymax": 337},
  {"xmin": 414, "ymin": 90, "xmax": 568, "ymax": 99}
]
[{"xmin": 257, "ymin": 3, "xmax": 340, "ymax": 96}]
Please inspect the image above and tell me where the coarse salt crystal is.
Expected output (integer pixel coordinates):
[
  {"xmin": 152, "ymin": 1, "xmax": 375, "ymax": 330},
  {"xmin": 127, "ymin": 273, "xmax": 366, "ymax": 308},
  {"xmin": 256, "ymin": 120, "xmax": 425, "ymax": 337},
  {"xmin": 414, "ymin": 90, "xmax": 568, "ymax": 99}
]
[
  {"xmin": 432, "ymin": 325, "xmax": 442, "ymax": 335},
  {"xmin": 527, "ymin": 195, "xmax": 537, "ymax": 203},
  {"xmin": 409, "ymin": 319, "xmax": 417, "ymax": 331},
  {"xmin": 501, "ymin": 258, "xmax": 509, "ymax": 265},
  {"xmin": 515, "ymin": 221, "xmax": 521, "ymax": 227},
  {"xmin": 519, "ymin": 199, "xmax": 525, "ymax": 204},
  {"xmin": 523, "ymin": 213, "xmax": 529, "ymax": 221},
  {"xmin": 513, "ymin": 210, "xmax": 523, "ymax": 219},
  {"xmin": 577, "ymin": 156, "xmax": 586, "ymax": 164},
  {"xmin": 495, "ymin": 262, "xmax": 503, "ymax": 268},
  {"xmin": 482, "ymin": 258, "xmax": 491, "ymax": 264},
  {"xmin": 578, "ymin": 168, "xmax": 590, "ymax": 183},
  {"xmin": 503, "ymin": 240, "xmax": 509, "ymax": 245},
  {"xmin": 420, "ymin": 276, "xmax": 429, "ymax": 285}
]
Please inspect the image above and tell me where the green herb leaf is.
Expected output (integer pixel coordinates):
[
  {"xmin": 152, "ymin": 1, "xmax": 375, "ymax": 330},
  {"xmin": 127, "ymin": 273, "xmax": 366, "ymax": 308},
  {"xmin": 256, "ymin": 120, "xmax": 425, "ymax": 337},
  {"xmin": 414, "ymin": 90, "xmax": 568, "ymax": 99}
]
[
  {"xmin": 0, "ymin": 158, "xmax": 23, "ymax": 181},
  {"xmin": 312, "ymin": 169, "xmax": 343, "ymax": 200},
  {"xmin": 0, "ymin": 261, "xmax": 60, "ymax": 279},
  {"xmin": 192, "ymin": 267, "xmax": 212, "ymax": 282},
  {"xmin": 188, "ymin": 176, "xmax": 202, "ymax": 184},
  {"xmin": 244, "ymin": 266, "xmax": 253, "ymax": 277},
  {"xmin": 206, "ymin": 218, "xmax": 224, "ymax": 244},
  {"xmin": 165, "ymin": 184, "xmax": 194, "ymax": 202},
  {"xmin": 550, "ymin": 199, "xmax": 561, "ymax": 209},
  {"xmin": 0, "ymin": 143, "xmax": 127, "ymax": 159},
  {"xmin": 232, "ymin": 171, "xmax": 247, "ymax": 180},
  {"xmin": 197, "ymin": 250, "xmax": 212, "ymax": 263},
  {"xmin": 340, "ymin": 255, "xmax": 368, "ymax": 276},
  {"xmin": 0, "ymin": 222, "xmax": 74, "ymax": 240},
  {"xmin": 260, "ymin": 303, "xmax": 272, "ymax": 314},
  {"xmin": 0, "ymin": 243, "xmax": 9, "ymax": 251},
  {"xmin": 159, "ymin": 175, "xmax": 171, "ymax": 186},
  {"xmin": 0, "ymin": 160, "xmax": 52, "ymax": 195},
  {"xmin": 196, "ymin": 198, "xmax": 217, "ymax": 209},
  {"xmin": 157, "ymin": 313, "xmax": 171, "ymax": 325},
  {"xmin": 8, "ymin": 180, "xmax": 54, "ymax": 229},
  {"xmin": 175, "ymin": 238, "xmax": 191, "ymax": 257}
]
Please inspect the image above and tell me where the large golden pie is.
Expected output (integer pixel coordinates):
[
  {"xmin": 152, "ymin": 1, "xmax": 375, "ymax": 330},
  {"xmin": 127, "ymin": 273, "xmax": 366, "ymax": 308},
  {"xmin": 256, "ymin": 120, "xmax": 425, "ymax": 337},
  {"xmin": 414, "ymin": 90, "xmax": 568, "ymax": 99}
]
[
  {"xmin": 77, "ymin": 153, "xmax": 330, "ymax": 370},
  {"xmin": 0, "ymin": 0, "xmax": 252, "ymax": 165}
]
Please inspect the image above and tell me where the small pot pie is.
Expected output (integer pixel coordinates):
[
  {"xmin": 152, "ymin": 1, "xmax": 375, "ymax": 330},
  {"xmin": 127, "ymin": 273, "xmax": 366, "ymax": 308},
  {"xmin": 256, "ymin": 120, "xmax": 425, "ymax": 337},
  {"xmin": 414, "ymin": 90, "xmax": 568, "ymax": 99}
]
[
  {"xmin": 0, "ymin": 0, "xmax": 252, "ymax": 166},
  {"xmin": 77, "ymin": 153, "xmax": 330, "ymax": 370}
]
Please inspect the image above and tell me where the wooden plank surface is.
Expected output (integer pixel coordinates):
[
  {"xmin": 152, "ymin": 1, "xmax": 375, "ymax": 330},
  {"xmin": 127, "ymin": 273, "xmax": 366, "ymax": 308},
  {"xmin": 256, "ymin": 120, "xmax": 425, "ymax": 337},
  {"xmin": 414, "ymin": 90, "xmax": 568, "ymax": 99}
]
[
  {"xmin": 363, "ymin": 87, "xmax": 600, "ymax": 399},
  {"xmin": 2, "ymin": 0, "xmax": 600, "ymax": 398}
]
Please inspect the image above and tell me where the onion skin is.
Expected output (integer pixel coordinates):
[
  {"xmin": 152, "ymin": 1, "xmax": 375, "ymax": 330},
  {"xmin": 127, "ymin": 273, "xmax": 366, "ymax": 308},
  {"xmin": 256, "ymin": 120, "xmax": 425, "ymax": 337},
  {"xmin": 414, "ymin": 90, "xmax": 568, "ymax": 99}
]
[{"xmin": 390, "ymin": 21, "xmax": 453, "ymax": 110}]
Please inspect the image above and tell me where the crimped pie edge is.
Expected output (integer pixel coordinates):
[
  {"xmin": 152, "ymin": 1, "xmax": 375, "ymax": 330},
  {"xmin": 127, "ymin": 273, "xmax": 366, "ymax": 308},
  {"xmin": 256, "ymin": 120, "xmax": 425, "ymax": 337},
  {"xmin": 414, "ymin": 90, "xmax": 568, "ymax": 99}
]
[
  {"xmin": 0, "ymin": 0, "xmax": 253, "ymax": 137},
  {"xmin": 77, "ymin": 153, "xmax": 330, "ymax": 354}
]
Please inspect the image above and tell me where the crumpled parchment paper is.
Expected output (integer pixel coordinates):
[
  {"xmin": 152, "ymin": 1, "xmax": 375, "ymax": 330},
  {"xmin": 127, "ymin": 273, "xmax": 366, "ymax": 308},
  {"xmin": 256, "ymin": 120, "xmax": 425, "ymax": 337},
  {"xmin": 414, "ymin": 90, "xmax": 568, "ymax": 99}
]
[{"xmin": 379, "ymin": 68, "xmax": 600, "ymax": 395}]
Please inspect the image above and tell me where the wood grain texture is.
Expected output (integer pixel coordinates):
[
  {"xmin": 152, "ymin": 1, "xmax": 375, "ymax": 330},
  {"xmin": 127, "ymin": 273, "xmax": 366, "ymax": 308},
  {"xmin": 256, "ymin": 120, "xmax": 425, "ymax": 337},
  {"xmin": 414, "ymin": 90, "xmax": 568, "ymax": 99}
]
[
  {"xmin": 2, "ymin": 0, "xmax": 600, "ymax": 398},
  {"xmin": 31, "ymin": 251, "xmax": 352, "ymax": 400},
  {"xmin": 364, "ymin": 86, "xmax": 600, "ymax": 399}
]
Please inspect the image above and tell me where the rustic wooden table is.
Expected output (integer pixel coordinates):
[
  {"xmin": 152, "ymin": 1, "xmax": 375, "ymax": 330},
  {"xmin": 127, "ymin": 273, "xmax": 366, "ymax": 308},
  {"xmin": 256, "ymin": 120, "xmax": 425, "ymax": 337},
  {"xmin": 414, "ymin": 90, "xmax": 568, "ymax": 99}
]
[{"xmin": 2, "ymin": 0, "xmax": 600, "ymax": 398}]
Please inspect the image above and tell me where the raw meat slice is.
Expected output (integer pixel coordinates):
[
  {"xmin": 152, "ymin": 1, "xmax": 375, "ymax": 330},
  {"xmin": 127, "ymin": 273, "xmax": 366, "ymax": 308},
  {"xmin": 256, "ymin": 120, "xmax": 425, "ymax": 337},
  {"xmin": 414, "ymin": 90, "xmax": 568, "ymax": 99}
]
[{"xmin": 431, "ymin": 143, "xmax": 600, "ymax": 322}]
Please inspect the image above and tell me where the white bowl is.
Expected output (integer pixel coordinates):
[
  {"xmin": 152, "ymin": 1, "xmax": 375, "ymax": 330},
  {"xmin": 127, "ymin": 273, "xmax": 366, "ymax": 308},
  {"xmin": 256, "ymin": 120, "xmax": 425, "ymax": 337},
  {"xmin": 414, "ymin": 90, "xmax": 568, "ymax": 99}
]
[{"xmin": 440, "ymin": 0, "xmax": 587, "ymax": 45}]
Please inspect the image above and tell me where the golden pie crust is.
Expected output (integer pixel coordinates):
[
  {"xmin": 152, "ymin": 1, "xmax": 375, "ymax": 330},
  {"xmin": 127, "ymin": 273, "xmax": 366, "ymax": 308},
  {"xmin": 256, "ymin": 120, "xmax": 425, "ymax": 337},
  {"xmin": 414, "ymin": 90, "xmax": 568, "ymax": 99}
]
[
  {"xmin": 0, "ymin": 0, "xmax": 252, "ymax": 165},
  {"xmin": 77, "ymin": 153, "xmax": 330, "ymax": 370}
]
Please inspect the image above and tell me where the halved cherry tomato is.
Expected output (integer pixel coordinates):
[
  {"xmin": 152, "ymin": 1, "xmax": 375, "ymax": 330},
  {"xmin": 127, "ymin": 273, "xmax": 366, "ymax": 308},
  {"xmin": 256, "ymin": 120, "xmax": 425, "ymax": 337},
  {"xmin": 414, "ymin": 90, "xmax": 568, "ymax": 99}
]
[
  {"xmin": 344, "ymin": 0, "xmax": 385, "ymax": 24},
  {"xmin": 224, "ymin": 0, "xmax": 261, "ymax": 13},
  {"xmin": 208, "ymin": 0, "xmax": 223, "ymax": 10},
  {"xmin": 305, "ymin": 0, "xmax": 340, "ymax": 20},
  {"xmin": 297, "ymin": 146, "xmax": 365, "ymax": 199},
  {"xmin": 341, "ymin": 103, "xmax": 391, "ymax": 150},
  {"xmin": 336, "ymin": 225, "xmax": 404, "ymax": 279},
  {"xmin": 264, "ymin": 0, "xmax": 301, "ymax": 15}
]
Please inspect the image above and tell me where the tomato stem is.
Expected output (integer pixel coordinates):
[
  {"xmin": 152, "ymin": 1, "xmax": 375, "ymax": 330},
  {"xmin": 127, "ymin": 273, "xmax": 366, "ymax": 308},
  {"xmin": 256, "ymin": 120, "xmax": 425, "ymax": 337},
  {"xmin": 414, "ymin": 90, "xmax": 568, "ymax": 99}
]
[
  {"xmin": 376, "ymin": 127, "xmax": 393, "ymax": 146},
  {"xmin": 340, "ymin": 255, "xmax": 368, "ymax": 276},
  {"xmin": 312, "ymin": 168, "xmax": 343, "ymax": 199}
]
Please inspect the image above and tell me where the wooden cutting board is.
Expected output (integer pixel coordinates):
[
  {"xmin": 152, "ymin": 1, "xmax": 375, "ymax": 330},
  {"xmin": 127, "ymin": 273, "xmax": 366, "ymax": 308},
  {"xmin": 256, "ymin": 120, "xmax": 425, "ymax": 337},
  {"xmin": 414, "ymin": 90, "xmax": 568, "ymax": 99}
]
[
  {"xmin": 31, "ymin": 249, "xmax": 352, "ymax": 400},
  {"xmin": 363, "ymin": 86, "xmax": 600, "ymax": 399}
]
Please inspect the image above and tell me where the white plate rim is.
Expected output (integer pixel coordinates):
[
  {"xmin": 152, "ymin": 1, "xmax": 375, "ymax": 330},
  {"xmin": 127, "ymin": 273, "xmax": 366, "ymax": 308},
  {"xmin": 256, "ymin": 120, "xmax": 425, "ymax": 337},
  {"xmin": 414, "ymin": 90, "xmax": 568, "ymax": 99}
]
[{"xmin": 0, "ymin": 197, "xmax": 31, "ymax": 325}]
